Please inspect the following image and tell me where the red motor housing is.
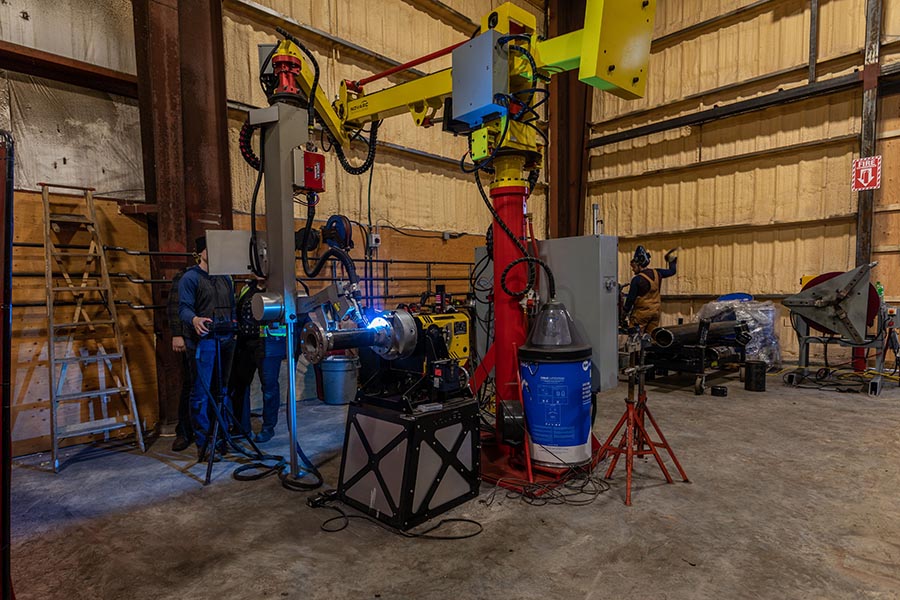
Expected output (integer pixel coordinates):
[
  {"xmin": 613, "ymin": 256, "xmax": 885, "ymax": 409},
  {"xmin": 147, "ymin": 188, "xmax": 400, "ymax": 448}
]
[{"xmin": 272, "ymin": 53, "xmax": 302, "ymax": 96}]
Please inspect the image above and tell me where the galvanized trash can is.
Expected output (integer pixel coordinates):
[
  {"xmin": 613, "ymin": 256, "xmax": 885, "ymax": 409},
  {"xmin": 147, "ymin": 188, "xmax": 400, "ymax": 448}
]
[{"xmin": 320, "ymin": 356, "xmax": 359, "ymax": 405}]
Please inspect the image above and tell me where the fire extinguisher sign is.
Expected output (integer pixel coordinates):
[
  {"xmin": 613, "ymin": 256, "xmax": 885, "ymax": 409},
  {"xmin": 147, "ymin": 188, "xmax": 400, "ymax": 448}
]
[{"xmin": 851, "ymin": 155, "xmax": 882, "ymax": 191}]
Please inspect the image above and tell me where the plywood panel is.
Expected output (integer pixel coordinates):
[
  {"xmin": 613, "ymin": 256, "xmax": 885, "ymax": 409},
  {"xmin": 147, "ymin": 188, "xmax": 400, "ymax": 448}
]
[
  {"xmin": 614, "ymin": 224, "xmax": 854, "ymax": 297},
  {"xmin": 594, "ymin": 0, "xmax": 818, "ymax": 123},
  {"xmin": 227, "ymin": 113, "xmax": 541, "ymax": 237},
  {"xmin": 11, "ymin": 191, "xmax": 157, "ymax": 456},
  {"xmin": 872, "ymin": 95, "xmax": 900, "ymax": 299},
  {"xmin": 11, "ymin": 190, "xmax": 486, "ymax": 458},
  {"xmin": 590, "ymin": 143, "xmax": 857, "ymax": 238},
  {"xmin": 586, "ymin": 1, "xmax": 878, "ymax": 367},
  {"xmin": 230, "ymin": 212, "xmax": 485, "ymax": 310},
  {"xmin": 0, "ymin": 0, "xmax": 136, "ymax": 74}
]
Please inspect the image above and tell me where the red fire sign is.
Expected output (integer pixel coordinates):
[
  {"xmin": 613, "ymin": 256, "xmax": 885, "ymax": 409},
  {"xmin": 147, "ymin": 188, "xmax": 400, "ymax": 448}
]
[{"xmin": 851, "ymin": 155, "xmax": 882, "ymax": 191}]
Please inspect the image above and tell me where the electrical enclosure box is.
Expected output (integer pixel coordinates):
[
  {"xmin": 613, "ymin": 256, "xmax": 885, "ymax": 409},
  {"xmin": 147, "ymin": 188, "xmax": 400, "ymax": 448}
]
[
  {"xmin": 474, "ymin": 235, "xmax": 619, "ymax": 392},
  {"xmin": 337, "ymin": 397, "xmax": 480, "ymax": 531},
  {"xmin": 451, "ymin": 30, "xmax": 509, "ymax": 127},
  {"xmin": 292, "ymin": 148, "xmax": 325, "ymax": 193},
  {"xmin": 257, "ymin": 43, "xmax": 276, "ymax": 74},
  {"xmin": 206, "ymin": 229, "xmax": 252, "ymax": 276},
  {"xmin": 470, "ymin": 128, "xmax": 491, "ymax": 161}
]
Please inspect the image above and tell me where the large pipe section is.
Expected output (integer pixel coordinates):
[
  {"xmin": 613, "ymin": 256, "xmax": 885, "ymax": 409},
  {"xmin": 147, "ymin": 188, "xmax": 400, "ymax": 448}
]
[
  {"xmin": 651, "ymin": 320, "xmax": 745, "ymax": 349},
  {"xmin": 300, "ymin": 310, "xmax": 418, "ymax": 364}
]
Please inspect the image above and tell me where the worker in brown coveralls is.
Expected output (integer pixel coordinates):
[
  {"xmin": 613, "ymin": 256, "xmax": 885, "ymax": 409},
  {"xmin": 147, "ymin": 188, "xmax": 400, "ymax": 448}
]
[{"xmin": 622, "ymin": 246, "xmax": 679, "ymax": 333}]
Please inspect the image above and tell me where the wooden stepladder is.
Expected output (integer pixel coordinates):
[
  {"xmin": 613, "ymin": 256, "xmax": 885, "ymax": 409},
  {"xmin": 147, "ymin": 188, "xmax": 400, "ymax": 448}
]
[{"xmin": 39, "ymin": 183, "xmax": 145, "ymax": 472}]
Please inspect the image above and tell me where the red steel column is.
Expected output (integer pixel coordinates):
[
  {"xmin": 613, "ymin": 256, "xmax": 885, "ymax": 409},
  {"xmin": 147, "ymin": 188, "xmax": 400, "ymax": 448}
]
[{"xmin": 490, "ymin": 185, "xmax": 528, "ymax": 404}]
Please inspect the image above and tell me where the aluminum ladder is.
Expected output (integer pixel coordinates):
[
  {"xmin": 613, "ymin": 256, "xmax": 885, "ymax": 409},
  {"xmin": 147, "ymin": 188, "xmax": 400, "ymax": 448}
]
[{"xmin": 39, "ymin": 183, "xmax": 145, "ymax": 472}]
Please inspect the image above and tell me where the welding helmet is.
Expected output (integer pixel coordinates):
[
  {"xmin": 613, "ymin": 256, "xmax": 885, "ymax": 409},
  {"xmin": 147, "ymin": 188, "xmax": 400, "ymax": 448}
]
[{"xmin": 631, "ymin": 245, "xmax": 651, "ymax": 268}]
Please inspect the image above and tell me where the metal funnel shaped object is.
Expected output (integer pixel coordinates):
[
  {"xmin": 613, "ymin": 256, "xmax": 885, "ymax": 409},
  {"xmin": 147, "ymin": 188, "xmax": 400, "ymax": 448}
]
[{"xmin": 519, "ymin": 300, "xmax": 592, "ymax": 361}]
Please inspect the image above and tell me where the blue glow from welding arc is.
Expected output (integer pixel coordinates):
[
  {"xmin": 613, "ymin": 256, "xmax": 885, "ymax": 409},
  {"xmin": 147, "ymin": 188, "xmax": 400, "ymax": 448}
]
[{"xmin": 368, "ymin": 316, "xmax": 389, "ymax": 330}]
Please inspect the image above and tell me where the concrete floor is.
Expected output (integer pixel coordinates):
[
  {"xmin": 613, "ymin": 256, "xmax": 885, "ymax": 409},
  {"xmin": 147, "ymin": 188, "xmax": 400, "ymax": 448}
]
[{"xmin": 10, "ymin": 372, "xmax": 900, "ymax": 599}]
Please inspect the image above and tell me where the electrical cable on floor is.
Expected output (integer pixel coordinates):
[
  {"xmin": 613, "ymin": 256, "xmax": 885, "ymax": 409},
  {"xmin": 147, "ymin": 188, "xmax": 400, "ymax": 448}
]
[
  {"xmin": 188, "ymin": 353, "xmax": 324, "ymax": 491},
  {"xmin": 307, "ymin": 490, "xmax": 483, "ymax": 539},
  {"xmin": 780, "ymin": 368, "xmax": 871, "ymax": 393},
  {"xmin": 479, "ymin": 391, "xmax": 612, "ymax": 505}
]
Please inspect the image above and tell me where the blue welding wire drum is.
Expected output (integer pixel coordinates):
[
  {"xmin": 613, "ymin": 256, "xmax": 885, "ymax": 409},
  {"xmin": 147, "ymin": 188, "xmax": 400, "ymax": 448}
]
[
  {"xmin": 320, "ymin": 356, "xmax": 360, "ymax": 405},
  {"xmin": 518, "ymin": 349, "xmax": 593, "ymax": 467}
]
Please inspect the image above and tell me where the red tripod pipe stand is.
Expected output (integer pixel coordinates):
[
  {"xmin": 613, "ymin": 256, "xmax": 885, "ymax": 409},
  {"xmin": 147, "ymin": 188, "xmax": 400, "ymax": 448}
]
[{"xmin": 599, "ymin": 337, "xmax": 689, "ymax": 505}]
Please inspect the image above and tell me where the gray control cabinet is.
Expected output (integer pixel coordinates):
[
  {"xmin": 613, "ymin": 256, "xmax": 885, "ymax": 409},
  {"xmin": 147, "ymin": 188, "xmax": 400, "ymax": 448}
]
[{"xmin": 473, "ymin": 235, "xmax": 619, "ymax": 392}]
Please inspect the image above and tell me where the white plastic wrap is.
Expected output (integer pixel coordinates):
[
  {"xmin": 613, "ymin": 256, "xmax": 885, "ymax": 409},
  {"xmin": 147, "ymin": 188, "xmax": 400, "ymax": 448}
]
[{"xmin": 697, "ymin": 299, "xmax": 782, "ymax": 367}]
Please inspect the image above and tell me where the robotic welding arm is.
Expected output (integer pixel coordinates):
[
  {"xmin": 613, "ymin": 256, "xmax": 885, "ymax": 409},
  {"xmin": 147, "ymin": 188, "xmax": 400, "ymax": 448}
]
[
  {"xmin": 270, "ymin": 1, "xmax": 656, "ymax": 155},
  {"xmin": 239, "ymin": 1, "xmax": 657, "ymax": 478}
]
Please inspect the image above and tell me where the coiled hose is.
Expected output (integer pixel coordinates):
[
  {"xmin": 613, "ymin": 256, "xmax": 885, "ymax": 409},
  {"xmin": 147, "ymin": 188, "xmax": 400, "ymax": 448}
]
[
  {"xmin": 500, "ymin": 256, "xmax": 555, "ymax": 299},
  {"xmin": 299, "ymin": 199, "xmax": 361, "ymax": 295}
]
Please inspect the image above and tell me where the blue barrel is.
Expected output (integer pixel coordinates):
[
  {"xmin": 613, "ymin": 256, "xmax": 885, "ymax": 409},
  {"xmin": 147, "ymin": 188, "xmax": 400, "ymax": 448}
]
[{"xmin": 519, "ymin": 354, "xmax": 593, "ymax": 467}]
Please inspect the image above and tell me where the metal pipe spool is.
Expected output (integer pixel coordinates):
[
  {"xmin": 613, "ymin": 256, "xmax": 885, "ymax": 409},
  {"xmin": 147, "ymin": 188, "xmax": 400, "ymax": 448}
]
[
  {"xmin": 651, "ymin": 320, "xmax": 744, "ymax": 349},
  {"xmin": 300, "ymin": 310, "xmax": 417, "ymax": 363}
]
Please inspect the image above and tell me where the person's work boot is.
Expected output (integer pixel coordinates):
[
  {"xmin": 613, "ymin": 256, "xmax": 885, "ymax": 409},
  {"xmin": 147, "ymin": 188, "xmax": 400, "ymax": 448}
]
[
  {"xmin": 254, "ymin": 428, "xmax": 275, "ymax": 444},
  {"xmin": 171, "ymin": 435, "xmax": 192, "ymax": 452}
]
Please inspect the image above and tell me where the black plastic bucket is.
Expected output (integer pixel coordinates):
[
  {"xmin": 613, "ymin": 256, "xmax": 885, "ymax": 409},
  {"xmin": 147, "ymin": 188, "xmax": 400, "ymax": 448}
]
[{"xmin": 744, "ymin": 360, "xmax": 767, "ymax": 392}]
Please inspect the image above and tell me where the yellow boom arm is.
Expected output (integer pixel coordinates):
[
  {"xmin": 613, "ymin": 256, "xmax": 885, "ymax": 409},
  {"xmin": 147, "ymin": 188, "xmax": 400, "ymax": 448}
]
[{"xmin": 278, "ymin": 0, "xmax": 655, "ymax": 147}]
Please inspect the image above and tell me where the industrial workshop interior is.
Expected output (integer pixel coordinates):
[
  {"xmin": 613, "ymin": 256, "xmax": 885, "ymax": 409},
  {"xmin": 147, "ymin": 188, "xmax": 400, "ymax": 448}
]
[{"xmin": 2, "ymin": 0, "xmax": 900, "ymax": 598}]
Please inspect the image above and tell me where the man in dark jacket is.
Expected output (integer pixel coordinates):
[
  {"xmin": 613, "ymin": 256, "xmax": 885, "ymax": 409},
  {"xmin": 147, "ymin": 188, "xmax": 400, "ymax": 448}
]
[
  {"xmin": 622, "ymin": 246, "xmax": 679, "ymax": 333},
  {"xmin": 229, "ymin": 277, "xmax": 286, "ymax": 444},
  {"xmin": 178, "ymin": 236, "xmax": 236, "ymax": 461},
  {"xmin": 167, "ymin": 267, "xmax": 194, "ymax": 451}
]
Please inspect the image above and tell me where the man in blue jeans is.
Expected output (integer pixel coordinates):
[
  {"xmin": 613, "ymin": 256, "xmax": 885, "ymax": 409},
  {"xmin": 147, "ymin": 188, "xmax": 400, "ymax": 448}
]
[
  {"xmin": 178, "ymin": 236, "xmax": 236, "ymax": 461},
  {"xmin": 166, "ymin": 267, "xmax": 194, "ymax": 452},
  {"xmin": 229, "ymin": 277, "xmax": 286, "ymax": 443}
]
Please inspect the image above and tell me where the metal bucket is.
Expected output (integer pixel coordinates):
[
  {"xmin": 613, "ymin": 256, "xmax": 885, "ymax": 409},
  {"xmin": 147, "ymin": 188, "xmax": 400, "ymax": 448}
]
[
  {"xmin": 320, "ymin": 356, "xmax": 359, "ymax": 405},
  {"xmin": 744, "ymin": 359, "xmax": 767, "ymax": 392},
  {"xmin": 519, "ymin": 357, "xmax": 593, "ymax": 467}
]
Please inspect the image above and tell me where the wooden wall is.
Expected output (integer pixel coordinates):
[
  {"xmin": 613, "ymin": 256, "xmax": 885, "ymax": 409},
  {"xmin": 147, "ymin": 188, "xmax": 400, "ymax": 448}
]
[
  {"xmin": 232, "ymin": 212, "xmax": 484, "ymax": 307},
  {"xmin": 589, "ymin": 0, "xmax": 900, "ymax": 359},
  {"xmin": 10, "ymin": 191, "xmax": 157, "ymax": 456},
  {"xmin": 222, "ymin": 0, "xmax": 549, "ymax": 239},
  {"xmin": 9, "ymin": 194, "xmax": 482, "ymax": 457},
  {"xmin": 4, "ymin": 0, "xmax": 521, "ymax": 456},
  {"xmin": 874, "ymin": 94, "xmax": 900, "ymax": 306}
]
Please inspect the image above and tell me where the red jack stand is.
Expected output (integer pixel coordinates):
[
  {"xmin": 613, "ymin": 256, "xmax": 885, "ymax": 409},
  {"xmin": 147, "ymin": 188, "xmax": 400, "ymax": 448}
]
[{"xmin": 600, "ymin": 342, "xmax": 689, "ymax": 505}]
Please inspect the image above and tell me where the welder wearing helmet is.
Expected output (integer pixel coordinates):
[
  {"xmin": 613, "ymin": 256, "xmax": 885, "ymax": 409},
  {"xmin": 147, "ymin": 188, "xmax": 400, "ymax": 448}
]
[{"xmin": 622, "ymin": 246, "xmax": 679, "ymax": 333}]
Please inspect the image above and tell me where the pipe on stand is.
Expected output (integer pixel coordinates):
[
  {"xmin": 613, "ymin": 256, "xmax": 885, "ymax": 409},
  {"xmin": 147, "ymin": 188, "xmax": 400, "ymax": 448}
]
[{"xmin": 651, "ymin": 320, "xmax": 744, "ymax": 349}]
